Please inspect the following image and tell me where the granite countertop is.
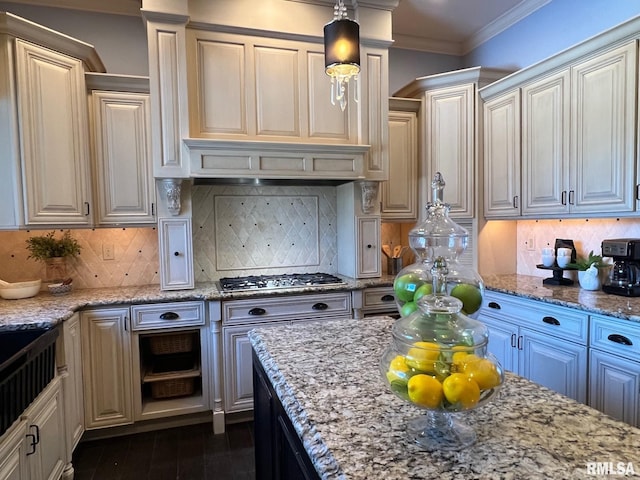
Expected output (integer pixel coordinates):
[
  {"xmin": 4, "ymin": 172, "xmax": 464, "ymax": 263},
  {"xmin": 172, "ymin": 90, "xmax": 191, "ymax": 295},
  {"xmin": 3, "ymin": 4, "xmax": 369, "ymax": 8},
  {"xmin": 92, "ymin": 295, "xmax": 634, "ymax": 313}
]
[
  {"xmin": 0, "ymin": 275, "xmax": 395, "ymax": 331},
  {"xmin": 249, "ymin": 316, "xmax": 640, "ymax": 480}
]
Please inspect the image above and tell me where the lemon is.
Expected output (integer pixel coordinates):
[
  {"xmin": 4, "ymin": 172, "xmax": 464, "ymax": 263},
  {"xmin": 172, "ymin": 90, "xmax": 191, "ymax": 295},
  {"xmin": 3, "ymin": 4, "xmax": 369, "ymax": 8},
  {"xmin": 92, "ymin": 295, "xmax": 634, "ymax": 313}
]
[
  {"xmin": 386, "ymin": 355, "xmax": 410, "ymax": 383},
  {"xmin": 450, "ymin": 283, "xmax": 483, "ymax": 315},
  {"xmin": 405, "ymin": 341, "xmax": 440, "ymax": 372},
  {"xmin": 407, "ymin": 374, "xmax": 443, "ymax": 409},
  {"xmin": 463, "ymin": 358, "xmax": 501, "ymax": 390},
  {"xmin": 442, "ymin": 373, "xmax": 480, "ymax": 409}
]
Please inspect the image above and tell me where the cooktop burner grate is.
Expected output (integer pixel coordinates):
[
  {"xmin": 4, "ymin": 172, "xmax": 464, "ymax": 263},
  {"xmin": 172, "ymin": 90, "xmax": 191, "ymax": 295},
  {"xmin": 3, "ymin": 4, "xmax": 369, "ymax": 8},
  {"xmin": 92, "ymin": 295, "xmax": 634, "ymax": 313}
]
[{"xmin": 219, "ymin": 272, "xmax": 345, "ymax": 292}]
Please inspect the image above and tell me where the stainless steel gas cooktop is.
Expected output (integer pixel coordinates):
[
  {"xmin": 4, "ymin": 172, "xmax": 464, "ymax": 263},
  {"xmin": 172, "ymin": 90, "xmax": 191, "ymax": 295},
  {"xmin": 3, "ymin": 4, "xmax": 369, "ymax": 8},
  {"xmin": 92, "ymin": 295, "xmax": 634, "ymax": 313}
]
[{"xmin": 218, "ymin": 273, "xmax": 345, "ymax": 292}]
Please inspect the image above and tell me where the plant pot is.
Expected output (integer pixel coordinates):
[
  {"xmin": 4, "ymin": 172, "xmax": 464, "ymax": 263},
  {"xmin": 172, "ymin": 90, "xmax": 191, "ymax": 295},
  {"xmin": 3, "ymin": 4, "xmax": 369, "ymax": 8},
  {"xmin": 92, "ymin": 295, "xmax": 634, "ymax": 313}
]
[
  {"xmin": 578, "ymin": 270, "xmax": 600, "ymax": 291},
  {"xmin": 45, "ymin": 257, "xmax": 67, "ymax": 283}
]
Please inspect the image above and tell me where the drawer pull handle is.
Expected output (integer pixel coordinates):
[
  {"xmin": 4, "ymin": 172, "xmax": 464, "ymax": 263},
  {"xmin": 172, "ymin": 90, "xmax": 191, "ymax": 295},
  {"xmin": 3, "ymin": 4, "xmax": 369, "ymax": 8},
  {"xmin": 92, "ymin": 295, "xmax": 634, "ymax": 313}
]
[
  {"xmin": 26, "ymin": 433, "xmax": 37, "ymax": 455},
  {"xmin": 381, "ymin": 294, "xmax": 394, "ymax": 302},
  {"xmin": 542, "ymin": 316, "xmax": 560, "ymax": 326},
  {"xmin": 488, "ymin": 301, "xmax": 501, "ymax": 310},
  {"xmin": 607, "ymin": 334, "xmax": 633, "ymax": 346},
  {"xmin": 312, "ymin": 302, "xmax": 328, "ymax": 311},
  {"xmin": 510, "ymin": 333, "xmax": 517, "ymax": 348},
  {"xmin": 160, "ymin": 312, "xmax": 180, "ymax": 320},
  {"xmin": 249, "ymin": 307, "xmax": 266, "ymax": 316}
]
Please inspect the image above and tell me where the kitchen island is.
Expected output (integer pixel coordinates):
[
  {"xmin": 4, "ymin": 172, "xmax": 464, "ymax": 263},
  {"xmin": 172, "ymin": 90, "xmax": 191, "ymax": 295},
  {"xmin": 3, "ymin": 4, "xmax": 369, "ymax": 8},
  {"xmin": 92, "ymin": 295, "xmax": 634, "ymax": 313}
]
[{"xmin": 249, "ymin": 316, "xmax": 640, "ymax": 479}]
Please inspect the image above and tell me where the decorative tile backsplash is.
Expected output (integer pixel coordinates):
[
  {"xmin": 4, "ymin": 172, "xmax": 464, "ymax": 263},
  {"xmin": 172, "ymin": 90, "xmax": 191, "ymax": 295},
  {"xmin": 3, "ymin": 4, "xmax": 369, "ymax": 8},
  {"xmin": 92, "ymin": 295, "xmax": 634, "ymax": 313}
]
[
  {"xmin": 192, "ymin": 184, "xmax": 338, "ymax": 281},
  {"xmin": 0, "ymin": 227, "xmax": 159, "ymax": 288},
  {"xmin": 517, "ymin": 218, "xmax": 640, "ymax": 277}
]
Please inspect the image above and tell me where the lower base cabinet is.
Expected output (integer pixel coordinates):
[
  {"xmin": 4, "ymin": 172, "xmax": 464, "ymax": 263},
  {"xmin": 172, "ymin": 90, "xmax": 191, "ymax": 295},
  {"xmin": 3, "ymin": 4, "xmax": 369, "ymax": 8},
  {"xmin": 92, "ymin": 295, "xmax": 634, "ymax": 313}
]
[
  {"xmin": 253, "ymin": 352, "xmax": 320, "ymax": 480},
  {"xmin": 479, "ymin": 291, "xmax": 588, "ymax": 403},
  {"xmin": 0, "ymin": 377, "xmax": 66, "ymax": 480},
  {"xmin": 588, "ymin": 314, "xmax": 640, "ymax": 427}
]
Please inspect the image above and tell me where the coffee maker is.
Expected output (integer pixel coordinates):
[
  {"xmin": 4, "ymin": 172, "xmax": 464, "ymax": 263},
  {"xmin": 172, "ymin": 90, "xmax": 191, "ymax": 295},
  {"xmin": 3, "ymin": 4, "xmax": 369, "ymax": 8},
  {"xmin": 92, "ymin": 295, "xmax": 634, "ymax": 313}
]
[{"xmin": 602, "ymin": 239, "xmax": 640, "ymax": 296}]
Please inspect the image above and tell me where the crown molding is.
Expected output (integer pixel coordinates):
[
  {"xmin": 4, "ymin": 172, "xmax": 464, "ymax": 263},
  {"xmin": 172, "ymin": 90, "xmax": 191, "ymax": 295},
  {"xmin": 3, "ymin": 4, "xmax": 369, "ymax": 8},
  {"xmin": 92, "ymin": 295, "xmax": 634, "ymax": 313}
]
[
  {"xmin": 391, "ymin": 33, "xmax": 463, "ymax": 56},
  {"xmin": 1, "ymin": 0, "xmax": 142, "ymax": 16}
]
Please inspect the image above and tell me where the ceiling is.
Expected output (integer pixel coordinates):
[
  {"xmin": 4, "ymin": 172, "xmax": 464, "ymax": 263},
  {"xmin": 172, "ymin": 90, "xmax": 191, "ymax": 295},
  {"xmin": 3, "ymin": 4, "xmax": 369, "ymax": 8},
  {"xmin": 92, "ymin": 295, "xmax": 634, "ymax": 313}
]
[{"xmin": 4, "ymin": 0, "xmax": 551, "ymax": 56}]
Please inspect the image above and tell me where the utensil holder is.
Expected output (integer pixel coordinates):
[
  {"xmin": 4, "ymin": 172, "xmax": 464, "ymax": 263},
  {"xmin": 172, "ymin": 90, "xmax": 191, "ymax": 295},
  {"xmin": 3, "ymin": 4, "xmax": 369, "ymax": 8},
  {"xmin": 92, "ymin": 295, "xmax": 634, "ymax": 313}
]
[{"xmin": 388, "ymin": 257, "xmax": 403, "ymax": 275}]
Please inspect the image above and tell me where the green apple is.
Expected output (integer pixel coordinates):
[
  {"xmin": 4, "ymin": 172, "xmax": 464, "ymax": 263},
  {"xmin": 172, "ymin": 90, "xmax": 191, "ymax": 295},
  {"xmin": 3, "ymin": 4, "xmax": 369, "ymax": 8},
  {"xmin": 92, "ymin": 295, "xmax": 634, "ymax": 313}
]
[
  {"xmin": 450, "ymin": 283, "xmax": 483, "ymax": 315},
  {"xmin": 393, "ymin": 273, "xmax": 425, "ymax": 303},
  {"xmin": 400, "ymin": 301, "xmax": 418, "ymax": 317},
  {"xmin": 413, "ymin": 283, "xmax": 433, "ymax": 302}
]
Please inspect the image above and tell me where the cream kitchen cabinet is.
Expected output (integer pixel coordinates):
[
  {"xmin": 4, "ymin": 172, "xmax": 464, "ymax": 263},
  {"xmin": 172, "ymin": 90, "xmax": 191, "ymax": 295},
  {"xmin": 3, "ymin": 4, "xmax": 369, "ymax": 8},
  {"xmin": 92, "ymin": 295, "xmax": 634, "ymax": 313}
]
[
  {"xmin": 588, "ymin": 314, "xmax": 640, "ymax": 427},
  {"xmin": 521, "ymin": 41, "xmax": 637, "ymax": 216},
  {"xmin": 351, "ymin": 286, "xmax": 398, "ymax": 319},
  {"xmin": 55, "ymin": 313, "xmax": 84, "ymax": 473},
  {"xmin": 158, "ymin": 218, "xmax": 195, "ymax": 290},
  {"xmin": 86, "ymin": 73, "xmax": 155, "ymax": 225},
  {"xmin": 482, "ymin": 89, "xmax": 521, "ymax": 218},
  {"xmin": 80, "ymin": 307, "xmax": 134, "ymax": 429},
  {"xmin": 222, "ymin": 293, "xmax": 352, "ymax": 413},
  {"xmin": 382, "ymin": 98, "xmax": 420, "ymax": 221},
  {"xmin": 0, "ymin": 377, "xmax": 66, "ymax": 480},
  {"xmin": 478, "ymin": 291, "xmax": 588, "ymax": 403},
  {"xmin": 396, "ymin": 67, "xmax": 508, "ymax": 219},
  {"xmin": 0, "ymin": 13, "xmax": 103, "ymax": 229}
]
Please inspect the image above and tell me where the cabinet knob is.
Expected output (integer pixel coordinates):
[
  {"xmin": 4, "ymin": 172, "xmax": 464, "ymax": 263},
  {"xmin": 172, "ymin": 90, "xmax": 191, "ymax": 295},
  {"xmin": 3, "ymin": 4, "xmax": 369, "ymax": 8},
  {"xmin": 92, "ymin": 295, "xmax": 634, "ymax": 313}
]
[
  {"xmin": 174, "ymin": 251, "xmax": 180, "ymax": 256},
  {"xmin": 607, "ymin": 333, "xmax": 633, "ymax": 346},
  {"xmin": 367, "ymin": 244, "xmax": 373, "ymax": 249}
]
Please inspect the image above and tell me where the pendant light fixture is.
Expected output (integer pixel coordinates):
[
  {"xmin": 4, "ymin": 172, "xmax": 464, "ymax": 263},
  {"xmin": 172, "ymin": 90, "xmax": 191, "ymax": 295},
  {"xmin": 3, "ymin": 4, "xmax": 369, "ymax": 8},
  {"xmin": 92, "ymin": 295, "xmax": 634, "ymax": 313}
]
[{"xmin": 323, "ymin": 0, "xmax": 360, "ymax": 111}]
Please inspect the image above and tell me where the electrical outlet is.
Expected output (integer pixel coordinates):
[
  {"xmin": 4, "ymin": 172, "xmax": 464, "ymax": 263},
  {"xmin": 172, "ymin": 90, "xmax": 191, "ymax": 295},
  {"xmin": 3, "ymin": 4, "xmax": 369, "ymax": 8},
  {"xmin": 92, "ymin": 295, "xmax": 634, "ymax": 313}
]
[
  {"xmin": 526, "ymin": 238, "xmax": 535, "ymax": 251},
  {"xmin": 102, "ymin": 244, "xmax": 115, "ymax": 260}
]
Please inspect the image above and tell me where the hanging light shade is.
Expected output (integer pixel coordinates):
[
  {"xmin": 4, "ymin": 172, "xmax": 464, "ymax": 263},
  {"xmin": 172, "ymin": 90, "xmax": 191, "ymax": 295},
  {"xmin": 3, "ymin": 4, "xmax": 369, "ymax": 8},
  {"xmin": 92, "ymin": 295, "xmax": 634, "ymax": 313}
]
[{"xmin": 324, "ymin": 0, "xmax": 360, "ymax": 111}]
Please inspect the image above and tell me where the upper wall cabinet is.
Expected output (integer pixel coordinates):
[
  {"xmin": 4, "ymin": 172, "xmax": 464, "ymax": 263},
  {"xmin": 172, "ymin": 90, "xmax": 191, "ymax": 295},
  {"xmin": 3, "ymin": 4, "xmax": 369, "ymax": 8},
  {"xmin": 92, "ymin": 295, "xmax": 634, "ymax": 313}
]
[
  {"xmin": 396, "ymin": 67, "xmax": 509, "ymax": 219},
  {"xmin": 0, "ymin": 13, "xmax": 105, "ymax": 229},
  {"xmin": 480, "ymin": 18, "xmax": 640, "ymax": 220},
  {"xmin": 382, "ymin": 98, "xmax": 420, "ymax": 221},
  {"xmin": 86, "ymin": 73, "xmax": 156, "ymax": 225}
]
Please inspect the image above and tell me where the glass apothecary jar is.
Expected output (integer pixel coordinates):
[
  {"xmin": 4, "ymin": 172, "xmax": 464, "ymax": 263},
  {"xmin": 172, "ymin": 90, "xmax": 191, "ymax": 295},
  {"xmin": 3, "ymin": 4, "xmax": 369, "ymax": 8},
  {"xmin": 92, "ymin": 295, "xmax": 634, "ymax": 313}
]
[
  {"xmin": 381, "ymin": 257, "xmax": 504, "ymax": 451},
  {"xmin": 393, "ymin": 173, "xmax": 484, "ymax": 318}
]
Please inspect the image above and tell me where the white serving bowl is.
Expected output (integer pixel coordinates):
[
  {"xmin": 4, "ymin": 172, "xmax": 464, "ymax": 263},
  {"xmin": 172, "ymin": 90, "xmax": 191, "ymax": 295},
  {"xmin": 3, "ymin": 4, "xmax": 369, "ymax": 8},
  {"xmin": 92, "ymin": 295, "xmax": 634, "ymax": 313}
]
[{"xmin": 0, "ymin": 279, "xmax": 42, "ymax": 300}]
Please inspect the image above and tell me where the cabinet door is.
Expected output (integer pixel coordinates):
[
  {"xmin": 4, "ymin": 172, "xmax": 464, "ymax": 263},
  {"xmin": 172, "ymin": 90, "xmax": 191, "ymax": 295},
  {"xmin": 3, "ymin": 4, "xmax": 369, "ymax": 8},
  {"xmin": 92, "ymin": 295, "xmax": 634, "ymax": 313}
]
[
  {"xmin": 59, "ymin": 314, "xmax": 84, "ymax": 454},
  {"xmin": 26, "ymin": 378, "xmax": 65, "ymax": 480},
  {"xmin": 81, "ymin": 308, "xmax": 133, "ymax": 429},
  {"xmin": 15, "ymin": 39, "xmax": 91, "ymax": 226},
  {"xmin": 483, "ymin": 90, "xmax": 521, "ymax": 218},
  {"xmin": 91, "ymin": 91, "xmax": 155, "ymax": 225},
  {"xmin": 0, "ymin": 422, "xmax": 27, "ymax": 480},
  {"xmin": 519, "ymin": 329, "xmax": 587, "ymax": 403},
  {"xmin": 158, "ymin": 218, "xmax": 195, "ymax": 290},
  {"xmin": 424, "ymin": 84, "xmax": 474, "ymax": 218},
  {"xmin": 356, "ymin": 216, "xmax": 381, "ymax": 278},
  {"xmin": 521, "ymin": 70, "xmax": 570, "ymax": 216},
  {"xmin": 589, "ymin": 350, "xmax": 639, "ymax": 427},
  {"xmin": 478, "ymin": 313, "xmax": 517, "ymax": 373},
  {"xmin": 570, "ymin": 41, "xmax": 637, "ymax": 215},
  {"xmin": 382, "ymin": 106, "xmax": 418, "ymax": 221}
]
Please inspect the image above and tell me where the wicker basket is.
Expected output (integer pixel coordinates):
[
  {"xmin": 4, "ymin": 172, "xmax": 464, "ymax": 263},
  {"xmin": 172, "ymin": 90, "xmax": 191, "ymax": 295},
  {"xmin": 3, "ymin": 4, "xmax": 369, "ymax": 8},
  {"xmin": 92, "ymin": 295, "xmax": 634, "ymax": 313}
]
[
  {"xmin": 149, "ymin": 332, "xmax": 194, "ymax": 355},
  {"xmin": 150, "ymin": 377, "xmax": 195, "ymax": 399}
]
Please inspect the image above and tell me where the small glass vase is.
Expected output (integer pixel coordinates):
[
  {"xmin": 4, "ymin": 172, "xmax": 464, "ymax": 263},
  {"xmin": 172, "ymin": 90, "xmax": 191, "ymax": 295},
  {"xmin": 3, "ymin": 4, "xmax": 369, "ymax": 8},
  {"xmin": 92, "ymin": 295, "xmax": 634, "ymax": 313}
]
[{"xmin": 45, "ymin": 257, "xmax": 67, "ymax": 283}]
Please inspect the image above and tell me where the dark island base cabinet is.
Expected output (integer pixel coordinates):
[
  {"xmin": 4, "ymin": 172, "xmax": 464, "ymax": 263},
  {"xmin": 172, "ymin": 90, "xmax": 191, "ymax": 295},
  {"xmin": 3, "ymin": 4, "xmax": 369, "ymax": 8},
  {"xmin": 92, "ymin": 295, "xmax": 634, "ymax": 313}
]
[{"xmin": 253, "ymin": 351, "xmax": 321, "ymax": 480}]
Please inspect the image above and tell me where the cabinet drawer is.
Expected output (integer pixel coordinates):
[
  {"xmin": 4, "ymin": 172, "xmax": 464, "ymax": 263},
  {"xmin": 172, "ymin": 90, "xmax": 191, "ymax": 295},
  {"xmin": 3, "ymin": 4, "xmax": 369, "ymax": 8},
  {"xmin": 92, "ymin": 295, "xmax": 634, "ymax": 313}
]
[
  {"xmin": 223, "ymin": 293, "xmax": 352, "ymax": 326},
  {"xmin": 590, "ymin": 315, "xmax": 640, "ymax": 362},
  {"xmin": 362, "ymin": 287, "xmax": 396, "ymax": 309},
  {"xmin": 131, "ymin": 301, "xmax": 205, "ymax": 331},
  {"xmin": 483, "ymin": 291, "xmax": 588, "ymax": 343}
]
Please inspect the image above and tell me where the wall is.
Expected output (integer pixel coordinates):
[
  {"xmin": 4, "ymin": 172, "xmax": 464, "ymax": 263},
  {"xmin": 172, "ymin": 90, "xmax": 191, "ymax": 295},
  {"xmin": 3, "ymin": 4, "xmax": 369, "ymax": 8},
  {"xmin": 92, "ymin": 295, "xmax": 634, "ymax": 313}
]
[
  {"xmin": 0, "ymin": 228, "xmax": 159, "ymax": 288},
  {"xmin": 388, "ymin": 49, "xmax": 462, "ymax": 96},
  {"xmin": 0, "ymin": 1, "xmax": 148, "ymax": 75},
  {"xmin": 463, "ymin": 0, "xmax": 640, "ymax": 71}
]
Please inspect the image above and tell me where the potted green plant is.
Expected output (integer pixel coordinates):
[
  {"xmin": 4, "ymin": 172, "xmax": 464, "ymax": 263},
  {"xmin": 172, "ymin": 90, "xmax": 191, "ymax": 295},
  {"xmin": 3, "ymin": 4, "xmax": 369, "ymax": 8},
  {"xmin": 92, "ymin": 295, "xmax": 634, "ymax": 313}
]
[
  {"xmin": 25, "ymin": 230, "xmax": 81, "ymax": 282},
  {"xmin": 568, "ymin": 250, "xmax": 607, "ymax": 290}
]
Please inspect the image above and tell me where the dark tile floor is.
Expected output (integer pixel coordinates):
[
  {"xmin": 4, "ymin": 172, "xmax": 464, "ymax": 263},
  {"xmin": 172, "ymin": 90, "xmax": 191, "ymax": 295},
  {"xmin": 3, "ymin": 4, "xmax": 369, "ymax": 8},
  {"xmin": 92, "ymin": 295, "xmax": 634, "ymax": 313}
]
[{"xmin": 72, "ymin": 422, "xmax": 255, "ymax": 480}]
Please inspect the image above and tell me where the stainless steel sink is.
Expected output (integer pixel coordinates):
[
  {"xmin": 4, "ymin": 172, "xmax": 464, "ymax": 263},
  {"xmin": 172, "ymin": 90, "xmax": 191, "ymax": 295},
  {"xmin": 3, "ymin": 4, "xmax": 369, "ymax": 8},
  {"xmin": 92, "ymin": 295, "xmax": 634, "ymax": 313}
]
[{"xmin": 0, "ymin": 326, "xmax": 58, "ymax": 435}]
